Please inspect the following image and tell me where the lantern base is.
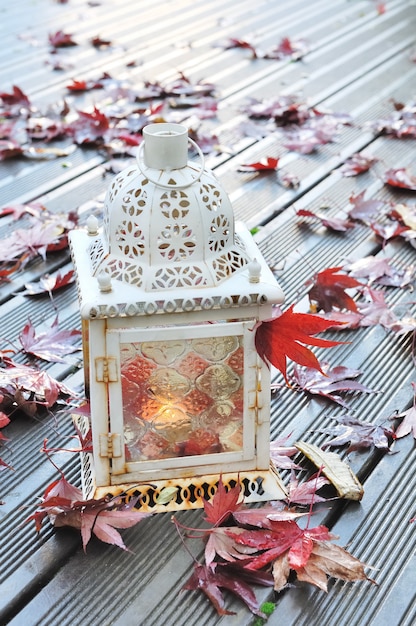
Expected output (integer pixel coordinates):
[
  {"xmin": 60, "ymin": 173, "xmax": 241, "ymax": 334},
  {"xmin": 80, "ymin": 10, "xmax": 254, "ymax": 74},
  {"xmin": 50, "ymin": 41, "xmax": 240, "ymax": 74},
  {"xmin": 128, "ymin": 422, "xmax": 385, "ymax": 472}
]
[{"xmin": 74, "ymin": 418, "xmax": 287, "ymax": 513}]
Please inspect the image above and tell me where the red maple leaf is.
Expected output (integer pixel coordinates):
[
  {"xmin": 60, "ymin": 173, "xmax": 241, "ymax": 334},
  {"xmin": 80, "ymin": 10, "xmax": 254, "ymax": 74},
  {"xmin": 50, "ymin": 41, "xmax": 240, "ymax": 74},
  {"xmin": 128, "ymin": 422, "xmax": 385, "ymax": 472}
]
[
  {"xmin": 287, "ymin": 473, "xmax": 331, "ymax": 506},
  {"xmin": 22, "ymin": 269, "xmax": 75, "ymax": 297},
  {"xmin": 370, "ymin": 219, "xmax": 409, "ymax": 244},
  {"xmin": 0, "ymin": 356, "xmax": 74, "ymax": 414},
  {"xmin": 27, "ymin": 475, "xmax": 149, "ymax": 551},
  {"xmin": 236, "ymin": 520, "xmax": 304, "ymax": 570},
  {"xmin": 183, "ymin": 562, "xmax": 268, "ymax": 616},
  {"xmin": 48, "ymin": 30, "xmax": 78, "ymax": 48},
  {"xmin": 254, "ymin": 305, "xmax": 345, "ymax": 384},
  {"xmin": 203, "ymin": 476, "xmax": 242, "ymax": 526},
  {"xmin": 0, "ymin": 85, "xmax": 31, "ymax": 109},
  {"xmin": 19, "ymin": 317, "xmax": 81, "ymax": 363},
  {"xmin": 384, "ymin": 167, "xmax": 416, "ymax": 191},
  {"xmin": 237, "ymin": 157, "xmax": 279, "ymax": 172},
  {"xmin": 307, "ymin": 266, "xmax": 362, "ymax": 312},
  {"xmin": 0, "ymin": 201, "xmax": 44, "ymax": 220},
  {"xmin": 90, "ymin": 35, "xmax": 112, "ymax": 48},
  {"xmin": 217, "ymin": 37, "xmax": 258, "ymax": 58},
  {"xmin": 296, "ymin": 208, "xmax": 355, "ymax": 232},
  {"xmin": 292, "ymin": 362, "xmax": 378, "ymax": 407},
  {"xmin": 67, "ymin": 106, "xmax": 110, "ymax": 144},
  {"xmin": 0, "ymin": 139, "xmax": 24, "ymax": 160},
  {"xmin": 339, "ymin": 152, "xmax": 378, "ymax": 177},
  {"xmin": 0, "ymin": 222, "xmax": 62, "ymax": 264},
  {"xmin": 263, "ymin": 36, "xmax": 309, "ymax": 60}
]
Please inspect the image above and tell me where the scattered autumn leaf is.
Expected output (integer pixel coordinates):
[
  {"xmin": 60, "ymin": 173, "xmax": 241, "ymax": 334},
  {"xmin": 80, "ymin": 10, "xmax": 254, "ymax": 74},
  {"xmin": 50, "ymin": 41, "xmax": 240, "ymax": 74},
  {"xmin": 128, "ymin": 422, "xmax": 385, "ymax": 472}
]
[
  {"xmin": 291, "ymin": 363, "xmax": 378, "ymax": 407},
  {"xmin": 48, "ymin": 31, "xmax": 78, "ymax": 48},
  {"xmin": 393, "ymin": 384, "xmax": 416, "ymax": 438},
  {"xmin": 238, "ymin": 157, "xmax": 279, "ymax": 172},
  {"xmin": 254, "ymin": 305, "xmax": 345, "ymax": 384},
  {"xmin": 319, "ymin": 415, "xmax": 395, "ymax": 452},
  {"xmin": 215, "ymin": 37, "xmax": 258, "ymax": 58},
  {"xmin": 347, "ymin": 190, "xmax": 385, "ymax": 222},
  {"xmin": 28, "ymin": 474, "xmax": 149, "ymax": 551},
  {"xmin": 356, "ymin": 287, "xmax": 398, "ymax": 327},
  {"xmin": 287, "ymin": 473, "xmax": 331, "ymax": 506},
  {"xmin": 343, "ymin": 255, "xmax": 402, "ymax": 284},
  {"xmin": 339, "ymin": 152, "xmax": 378, "ymax": 176},
  {"xmin": 263, "ymin": 37, "xmax": 309, "ymax": 61},
  {"xmin": 22, "ymin": 269, "xmax": 75, "ymax": 297},
  {"xmin": 384, "ymin": 167, "xmax": 416, "ymax": 191},
  {"xmin": 203, "ymin": 476, "xmax": 242, "ymax": 526},
  {"xmin": 0, "ymin": 356, "xmax": 74, "ymax": 416},
  {"xmin": 270, "ymin": 434, "xmax": 301, "ymax": 470},
  {"xmin": 19, "ymin": 318, "xmax": 81, "ymax": 363},
  {"xmin": 296, "ymin": 208, "xmax": 355, "ymax": 232},
  {"xmin": 295, "ymin": 539, "xmax": 374, "ymax": 592},
  {"xmin": 183, "ymin": 562, "xmax": 268, "ymax": 616},
  {"xmin": 307, "ymin": 266, "xmax": 362, "ymax": 312}
]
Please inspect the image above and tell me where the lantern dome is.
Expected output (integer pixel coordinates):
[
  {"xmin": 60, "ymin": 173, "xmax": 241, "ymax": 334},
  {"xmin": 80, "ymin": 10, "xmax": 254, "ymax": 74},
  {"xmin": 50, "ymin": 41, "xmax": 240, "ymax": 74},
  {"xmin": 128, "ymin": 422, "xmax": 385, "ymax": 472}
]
[{"xmin": 89, "ymin": 123, "xmax": 250, "ymax": 291}]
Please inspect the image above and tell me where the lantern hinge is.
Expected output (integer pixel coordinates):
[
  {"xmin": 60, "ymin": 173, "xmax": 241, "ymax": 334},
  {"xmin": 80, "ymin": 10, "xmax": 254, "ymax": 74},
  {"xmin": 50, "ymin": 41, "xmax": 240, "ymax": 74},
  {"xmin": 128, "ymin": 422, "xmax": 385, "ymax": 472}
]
[
  {"xmin": 99, "ymin": 433, "xmax": 122, "ymax": 458},
  {"xmin": 95, "ymin": 356, "xmax": 118, "ymax": 383}
]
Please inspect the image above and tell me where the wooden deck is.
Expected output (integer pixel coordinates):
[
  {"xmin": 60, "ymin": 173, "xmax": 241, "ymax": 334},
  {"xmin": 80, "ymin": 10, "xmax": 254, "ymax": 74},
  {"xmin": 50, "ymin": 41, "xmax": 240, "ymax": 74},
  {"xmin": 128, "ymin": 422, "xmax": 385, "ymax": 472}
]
[{"xmin": 1, "ymin": 0, "xmax": 416, "ymax": 624}]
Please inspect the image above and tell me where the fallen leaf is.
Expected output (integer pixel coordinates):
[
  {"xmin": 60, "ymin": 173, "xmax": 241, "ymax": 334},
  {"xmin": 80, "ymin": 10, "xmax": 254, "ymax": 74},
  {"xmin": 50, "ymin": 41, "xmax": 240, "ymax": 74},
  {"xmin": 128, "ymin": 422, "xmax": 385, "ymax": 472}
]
[
  {"xmin": 294, "ymin": 440, "xmax": 364, "ymax": 500},
  {"xmin": 48, "ymin": 30, "xmax": 78, "ymax": 48},
  {"xmin": 356, "ymin": 287, "xmax": 398, "ymax": 327},
  {"xmin": 307, "ymin": 266, "xmax": 362, "ymax": 312},
  {"xmin": 270, "ymin": 434, "xmax": 301, "ymax": 470},
  {"xmin": 22, "ymin": 270, "xmax": 75, "ymax": 297},
  {"xmin": 343, "ymin": 255, "xmax": 399, "ymax": 283},
  {"xmin": 384, "ymin": 167, "xmax": 416, "ymax": 191},
  {"xmin": 0, "ymin": 356, "xmax": 74, "ymax": 414},
  {"xmin": 385, "ymin": 316, "xmax": 416, "ymax": 335},
  {"xmin": 263, "ymin": 37, "xmax": 309, "ymax": 61},
  {"xmin": 296, "ymin": 208, "xmax": 355, "ymax": 232},
  {"xmin": 28, "ymin": 475, "xmax": 149, "ymax": 551},
  {"xmin": 183, "ymin": 562, "xmax": 266, "ymax": 616},
  {"xmin": 339, "ymin": 152, "xmax": 378, "ymax": 177},
  {"xmin": 254, "ymin": 305, "xmax": 345, "ymax": 384},
  {"xmin": 205, "ymin": 526, "xmax": 257, "ymax": 566},
  {"xmin": 393, "ymin": 386, "xmax": 416, "ymax": 438},
  {"xmin": 296, "ymin": 539, "xmax": 374, "ymax": 591},
  {"xmin": 319, "ymin": 415, "xmax": 395, "ymax": 452},
  {"xmin": 237, "ymin": 157, "xmax": 279, "ymax": 172},
  {"xmin": 0, "ymin": 222, "xmax": 63, "ymax": 263},
  {"xmin": 292, "ymin": 363, "xmax": 378, "ymax": 407},
  {"xmin": 215, "ymin": 37, "xmax": 258, "ymax": 59},
  {"xmin": 19, "ymin": 317, "xmax": 81, "ymax": 363},
  {"xmin": 347, "ymin": 191, "xmax": 385, "ymax": 221},
  {"xmin": 287, "ymin": 473, "xmax": 331, "ymax": 506},
  {"xmin": 203, "ymin": 476, "xmax": 242, "ymax": 526}
]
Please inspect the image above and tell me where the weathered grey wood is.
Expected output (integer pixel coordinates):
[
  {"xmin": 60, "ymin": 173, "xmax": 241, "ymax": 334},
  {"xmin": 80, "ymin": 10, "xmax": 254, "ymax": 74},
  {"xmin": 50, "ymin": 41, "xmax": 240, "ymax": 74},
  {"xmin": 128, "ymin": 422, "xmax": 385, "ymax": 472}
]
[{"xmin": 1, "ymin": 0, "xmax": 415, "ymax": 624}]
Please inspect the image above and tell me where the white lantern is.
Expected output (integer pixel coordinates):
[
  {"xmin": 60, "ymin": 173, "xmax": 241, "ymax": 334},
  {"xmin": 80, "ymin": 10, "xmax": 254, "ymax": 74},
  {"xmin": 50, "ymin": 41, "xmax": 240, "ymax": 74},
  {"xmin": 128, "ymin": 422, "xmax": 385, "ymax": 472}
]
[{"xmin": 69, "ymin": 123, "xmax": 286, "ymax": 512}]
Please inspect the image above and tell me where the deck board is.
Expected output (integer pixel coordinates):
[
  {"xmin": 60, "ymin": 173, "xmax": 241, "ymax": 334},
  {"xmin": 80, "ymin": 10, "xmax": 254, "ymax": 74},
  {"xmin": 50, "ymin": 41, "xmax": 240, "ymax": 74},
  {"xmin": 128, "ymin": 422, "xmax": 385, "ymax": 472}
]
[{"xmin": 1, "ymin": 0, "xmax": 415, "ymax": 624}]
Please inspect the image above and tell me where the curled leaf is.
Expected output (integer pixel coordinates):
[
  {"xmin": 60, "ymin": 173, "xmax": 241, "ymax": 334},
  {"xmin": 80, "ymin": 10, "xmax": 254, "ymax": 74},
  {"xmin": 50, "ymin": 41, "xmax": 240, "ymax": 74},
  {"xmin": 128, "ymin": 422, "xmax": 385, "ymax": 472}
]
[{"xmin": 294, "ymin": 440, "xmax": 364, "ymax": 500}]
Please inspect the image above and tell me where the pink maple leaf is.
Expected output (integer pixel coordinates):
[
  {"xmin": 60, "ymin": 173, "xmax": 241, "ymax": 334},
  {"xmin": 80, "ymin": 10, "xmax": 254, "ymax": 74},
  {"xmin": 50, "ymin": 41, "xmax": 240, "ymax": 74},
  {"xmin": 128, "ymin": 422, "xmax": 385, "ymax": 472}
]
[{"xmin": 19, "ymin": 317, "xmax": 81, "ymax": 363}]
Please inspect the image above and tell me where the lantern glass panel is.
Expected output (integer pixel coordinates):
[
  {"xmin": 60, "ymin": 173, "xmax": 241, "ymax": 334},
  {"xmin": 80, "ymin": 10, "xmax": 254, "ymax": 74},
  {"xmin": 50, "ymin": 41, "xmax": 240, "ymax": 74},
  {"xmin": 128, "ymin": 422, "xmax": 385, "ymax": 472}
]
[
  {"xmin": 120, "ymin": 334, "xmax": 244, "ymax": 461},
  {"xmin": 106, "ymin": 320, "xmax": 258, "ymax": 478}
]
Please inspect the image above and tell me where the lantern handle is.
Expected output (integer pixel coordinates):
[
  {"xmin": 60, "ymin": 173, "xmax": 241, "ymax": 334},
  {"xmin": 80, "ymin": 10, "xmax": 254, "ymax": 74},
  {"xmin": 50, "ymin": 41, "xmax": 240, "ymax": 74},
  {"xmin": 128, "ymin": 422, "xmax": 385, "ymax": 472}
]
[{"xmin": 136, "ymin": 137, "xmax": 205, "ymax": 189}]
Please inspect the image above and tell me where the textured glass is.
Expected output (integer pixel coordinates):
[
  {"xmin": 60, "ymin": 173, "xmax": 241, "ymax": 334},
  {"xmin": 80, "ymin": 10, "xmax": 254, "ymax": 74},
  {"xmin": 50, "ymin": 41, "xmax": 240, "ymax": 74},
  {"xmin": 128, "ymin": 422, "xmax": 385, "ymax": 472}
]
[{"xmin": 120, "ymin": 336, "xmax": 244, "ymax": 462}]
